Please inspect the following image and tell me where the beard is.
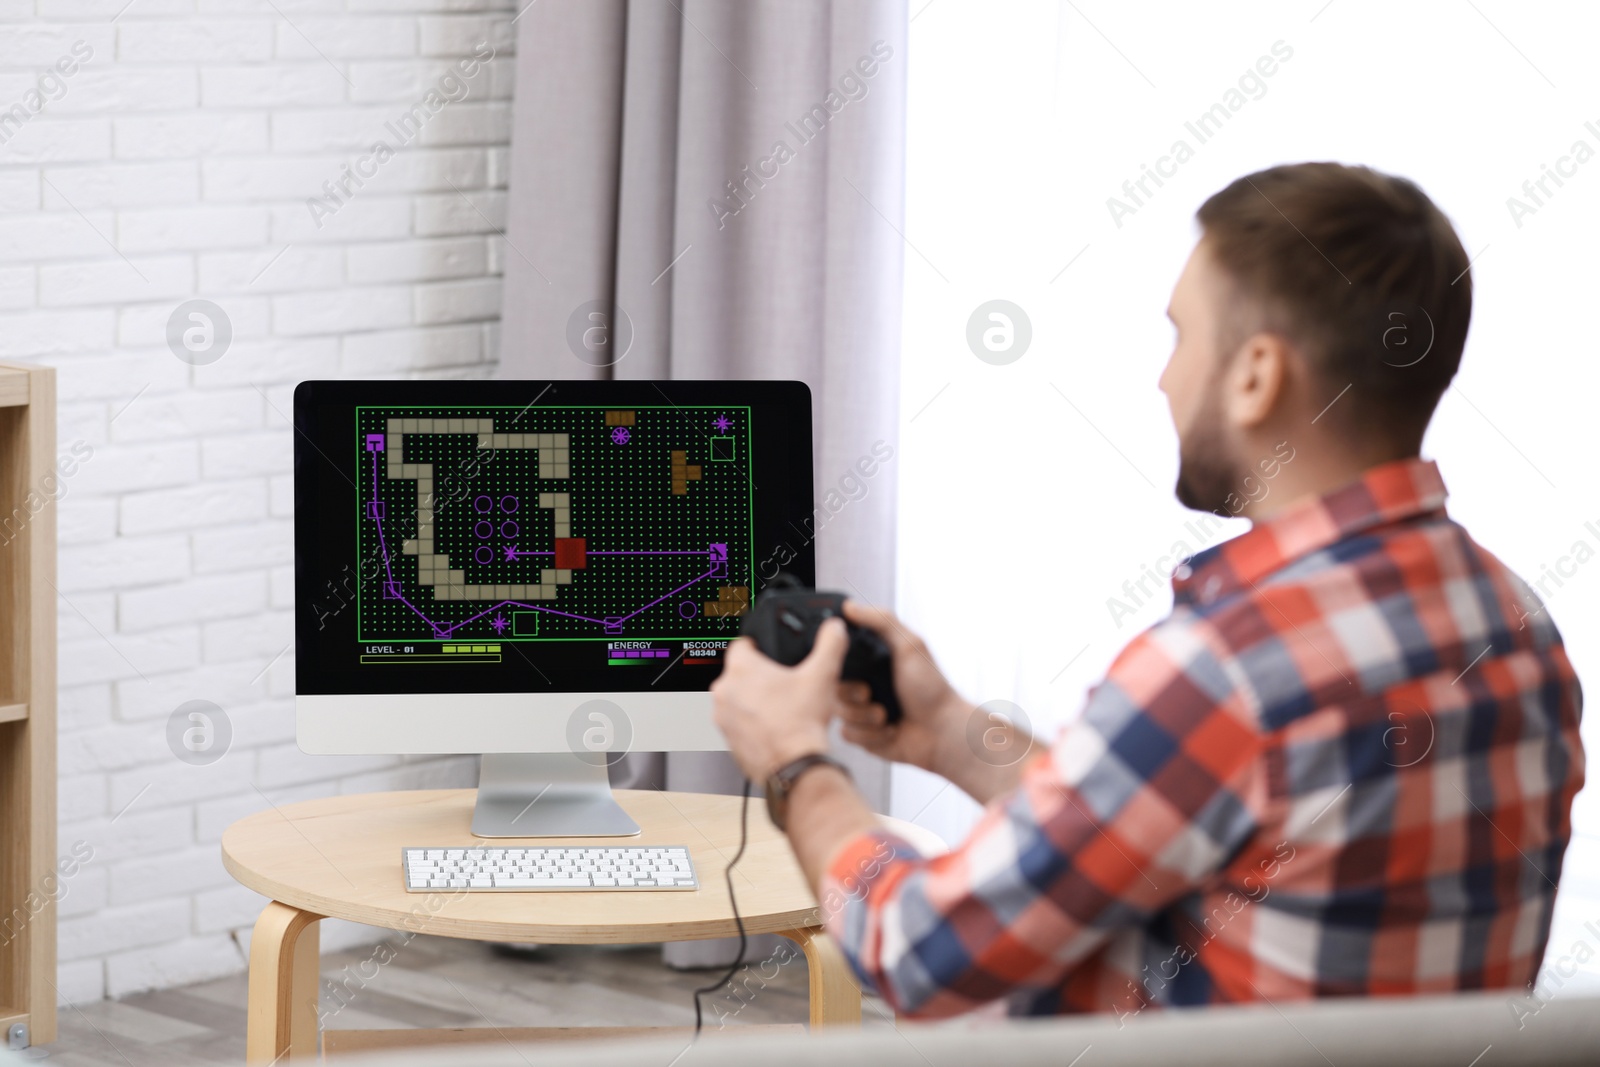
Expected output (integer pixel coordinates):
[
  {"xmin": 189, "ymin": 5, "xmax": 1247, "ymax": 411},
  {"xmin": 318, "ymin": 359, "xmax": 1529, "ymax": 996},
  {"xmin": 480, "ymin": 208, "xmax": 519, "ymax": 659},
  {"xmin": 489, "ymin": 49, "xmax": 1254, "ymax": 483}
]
[{"xmin": 1174, "ymin": 386, "xmax": 1240, "ymax": 513}]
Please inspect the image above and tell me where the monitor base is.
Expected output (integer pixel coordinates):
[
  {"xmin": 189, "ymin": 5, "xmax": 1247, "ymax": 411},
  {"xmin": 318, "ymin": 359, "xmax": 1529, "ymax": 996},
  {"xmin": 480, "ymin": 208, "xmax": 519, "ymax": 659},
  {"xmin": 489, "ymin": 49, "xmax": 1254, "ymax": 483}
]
[{"xmin": 470, "ymin": 753, "xmax": 642, "ymax": 838}]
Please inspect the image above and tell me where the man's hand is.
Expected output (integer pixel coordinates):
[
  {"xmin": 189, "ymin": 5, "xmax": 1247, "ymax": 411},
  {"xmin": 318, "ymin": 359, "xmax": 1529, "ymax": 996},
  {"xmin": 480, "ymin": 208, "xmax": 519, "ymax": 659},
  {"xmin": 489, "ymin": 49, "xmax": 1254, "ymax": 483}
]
[
  {"xmin": 834, "ymin": 601, "xmax": 970, "ymax": 776},
  {"xmin": 711, "ymin": 618, "xmax": 852, "ymax": 783},
  {"xmin": 712, "ymin": 619, "xmax": 880, "ymax": 893},
  {"xmin": 838, "ymin": 601, "xmax": 1034, "ymax": 805}
]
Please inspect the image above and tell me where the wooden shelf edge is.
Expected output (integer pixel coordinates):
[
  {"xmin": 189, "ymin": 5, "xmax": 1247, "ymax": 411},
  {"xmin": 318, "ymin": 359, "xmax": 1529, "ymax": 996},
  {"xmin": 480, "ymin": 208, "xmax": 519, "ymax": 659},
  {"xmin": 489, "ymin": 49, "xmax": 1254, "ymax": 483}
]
[
  {"xmin": 0, "ymin": 365, "xmax": 30, "ymax": 407},
  {"xmin": 0, "ymin": 357, "xmax": 58, "ymax": 1047}
]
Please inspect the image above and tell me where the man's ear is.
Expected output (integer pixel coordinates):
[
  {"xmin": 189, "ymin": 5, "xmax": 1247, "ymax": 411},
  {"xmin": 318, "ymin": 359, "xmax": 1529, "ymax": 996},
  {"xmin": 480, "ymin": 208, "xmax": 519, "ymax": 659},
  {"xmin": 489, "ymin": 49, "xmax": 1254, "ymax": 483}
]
[{"xmin": 1222, "ymin": 332, "xmax": 1291, "ymax": 429}]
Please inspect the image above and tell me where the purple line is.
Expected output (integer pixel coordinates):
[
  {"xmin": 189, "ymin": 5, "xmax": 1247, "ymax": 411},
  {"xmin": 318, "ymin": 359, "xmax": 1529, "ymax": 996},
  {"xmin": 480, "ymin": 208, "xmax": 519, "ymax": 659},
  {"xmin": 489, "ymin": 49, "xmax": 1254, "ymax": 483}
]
[
  {"xmin": 614, "ymin": 568, "xmax": 719, "ymax": 625},
  {"xmin": 588, "ymin": 550, "xmax": 707, "ymax": 556},
  {"xmin": 376, "ymin": 567, "xmax": 440, "ymax": 628},
  {"xmin": 395, "ymin": 593, "xmax": 439, "ymax": 628},
  {"xmin": 369, "ymin": 454, "xmax": 453, "ymax": 631},
  {"xmin": 371, "ymin": 454, "xmax": 396, "ymax": 587},
  {"xmin": 372, "ymin": 521, "xmax": 434, "ymax": 627},
  {"xmin": 508, "ymin": 549, "xmax": 705, "ymax": 558}
]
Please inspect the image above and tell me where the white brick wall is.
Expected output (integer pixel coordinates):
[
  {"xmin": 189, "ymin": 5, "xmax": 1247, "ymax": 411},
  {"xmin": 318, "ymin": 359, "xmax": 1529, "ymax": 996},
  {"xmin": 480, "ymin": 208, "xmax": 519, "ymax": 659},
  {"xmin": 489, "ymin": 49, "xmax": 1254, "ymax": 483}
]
[{"xmin": 0, "ymin": 1, "xmax": 517, "ymax": 1003}]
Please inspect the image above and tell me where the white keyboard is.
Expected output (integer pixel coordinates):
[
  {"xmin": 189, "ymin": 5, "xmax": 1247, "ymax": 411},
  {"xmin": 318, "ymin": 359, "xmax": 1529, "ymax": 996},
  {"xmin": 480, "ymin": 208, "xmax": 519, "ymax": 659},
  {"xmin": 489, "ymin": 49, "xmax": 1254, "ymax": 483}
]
[{"xmin": 403, "ymin": 846, "xmax": 698, "ymax": 892}]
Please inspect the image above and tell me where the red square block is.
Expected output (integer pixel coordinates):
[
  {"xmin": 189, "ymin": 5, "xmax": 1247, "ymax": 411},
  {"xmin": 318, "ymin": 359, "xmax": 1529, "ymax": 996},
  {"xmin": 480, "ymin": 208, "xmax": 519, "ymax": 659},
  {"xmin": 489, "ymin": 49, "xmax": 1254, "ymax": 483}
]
[{"xmin": 554, "ymin": 537, "xmax": 587, "ymax": 569}]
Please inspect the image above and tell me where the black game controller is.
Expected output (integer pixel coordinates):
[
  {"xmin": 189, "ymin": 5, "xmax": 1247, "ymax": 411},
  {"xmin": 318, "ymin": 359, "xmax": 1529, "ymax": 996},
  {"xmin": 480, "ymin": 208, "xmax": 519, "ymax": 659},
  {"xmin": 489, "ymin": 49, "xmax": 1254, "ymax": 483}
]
[{"xmin": 739, "ymin": 576, "xmax": 903, "ymax": 724}]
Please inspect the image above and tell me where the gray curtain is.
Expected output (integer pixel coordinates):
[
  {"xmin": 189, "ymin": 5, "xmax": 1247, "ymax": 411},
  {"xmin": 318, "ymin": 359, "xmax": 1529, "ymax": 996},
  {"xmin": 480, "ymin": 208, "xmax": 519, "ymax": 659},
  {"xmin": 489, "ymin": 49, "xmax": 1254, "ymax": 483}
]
[{"xmin": 499, "ymin": 0, "xmax": 907, "ymax": 966}]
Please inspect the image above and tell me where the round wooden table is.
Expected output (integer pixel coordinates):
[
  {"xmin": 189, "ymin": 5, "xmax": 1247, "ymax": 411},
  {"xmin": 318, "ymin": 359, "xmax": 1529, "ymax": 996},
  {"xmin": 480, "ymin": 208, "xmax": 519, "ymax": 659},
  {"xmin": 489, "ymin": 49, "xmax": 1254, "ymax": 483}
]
[{"xmin": 222, "ymin": 789, "xmax": 941, "ymax": 1064}]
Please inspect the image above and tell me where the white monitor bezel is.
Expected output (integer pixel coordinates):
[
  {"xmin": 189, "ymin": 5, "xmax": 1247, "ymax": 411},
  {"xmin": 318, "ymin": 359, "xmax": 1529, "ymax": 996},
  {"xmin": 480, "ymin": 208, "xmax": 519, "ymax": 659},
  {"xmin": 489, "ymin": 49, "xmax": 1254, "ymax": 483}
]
[{"xmin": 297, "ymin": 692, "xmax": 723, "ymax": 754}]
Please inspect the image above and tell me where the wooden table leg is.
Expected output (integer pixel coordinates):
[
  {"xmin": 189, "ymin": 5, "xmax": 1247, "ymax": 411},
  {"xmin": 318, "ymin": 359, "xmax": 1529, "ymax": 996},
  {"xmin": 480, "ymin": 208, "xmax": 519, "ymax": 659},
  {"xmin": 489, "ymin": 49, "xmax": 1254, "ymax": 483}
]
[
  {"xmin": 782, "ymin": 927, "xmax": 861, "ymax": 1028},
  {"xmin": 247, "ymin": 901, "xmax": 322, "ymax": 1064}
]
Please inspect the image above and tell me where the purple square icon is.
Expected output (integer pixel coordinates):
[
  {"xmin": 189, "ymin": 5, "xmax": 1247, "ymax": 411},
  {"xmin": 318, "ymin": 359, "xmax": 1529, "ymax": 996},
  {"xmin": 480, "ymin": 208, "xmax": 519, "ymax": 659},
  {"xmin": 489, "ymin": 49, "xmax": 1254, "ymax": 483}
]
[
  {"xmin": 709, "ymin": 560, "xmax": 727, "ymax": 578},
  {"xmin": 366, "ymin": 433, "xmax": 385, "ymax": 452},
  {"xmin": 709, "ymin": 542, "xmax": 728, "ymax": 561},
  {"xmin": 382, "ymin": 581, "xmax": 401, "ymax": 599},
  {"xmin": 366, "ymin": 500, "xmax": 386, "ymax": 520},
  {"xmin": 604, "ymin": 617, "xmax": 624, "ymax": 634}
]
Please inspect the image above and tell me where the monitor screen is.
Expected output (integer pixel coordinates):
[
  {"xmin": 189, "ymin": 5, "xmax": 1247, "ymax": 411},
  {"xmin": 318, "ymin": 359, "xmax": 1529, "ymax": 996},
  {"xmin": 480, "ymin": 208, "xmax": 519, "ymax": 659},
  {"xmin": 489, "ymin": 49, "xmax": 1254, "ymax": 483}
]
[{"xmin": 294, "ymin": 380, "xmax": 815, "ymax": 697}]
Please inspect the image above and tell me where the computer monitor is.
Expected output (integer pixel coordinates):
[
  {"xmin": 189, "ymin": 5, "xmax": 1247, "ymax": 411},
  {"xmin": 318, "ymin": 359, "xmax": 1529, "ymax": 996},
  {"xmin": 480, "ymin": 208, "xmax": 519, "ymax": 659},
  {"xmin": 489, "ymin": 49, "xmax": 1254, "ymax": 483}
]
[{"xmin": 293, "ymin": 379, "xmax": 815, "ymax": 836}]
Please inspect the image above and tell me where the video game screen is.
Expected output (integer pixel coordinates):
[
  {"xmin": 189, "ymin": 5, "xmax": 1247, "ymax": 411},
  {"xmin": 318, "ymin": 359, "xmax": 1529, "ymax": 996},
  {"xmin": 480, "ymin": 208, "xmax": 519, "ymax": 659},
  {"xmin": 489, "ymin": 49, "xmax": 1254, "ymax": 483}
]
[{"xmin": 294, "ymin": 380, "xmax": 815, "ymax": 695}]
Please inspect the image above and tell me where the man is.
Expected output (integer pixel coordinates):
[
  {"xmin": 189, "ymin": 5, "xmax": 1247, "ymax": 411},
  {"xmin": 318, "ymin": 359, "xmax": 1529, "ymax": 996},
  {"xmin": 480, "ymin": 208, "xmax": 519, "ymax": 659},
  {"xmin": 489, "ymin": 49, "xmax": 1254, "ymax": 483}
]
[{"xmin": 712, "ymin": 162, "xmax": 1585, "ymax": 1017}]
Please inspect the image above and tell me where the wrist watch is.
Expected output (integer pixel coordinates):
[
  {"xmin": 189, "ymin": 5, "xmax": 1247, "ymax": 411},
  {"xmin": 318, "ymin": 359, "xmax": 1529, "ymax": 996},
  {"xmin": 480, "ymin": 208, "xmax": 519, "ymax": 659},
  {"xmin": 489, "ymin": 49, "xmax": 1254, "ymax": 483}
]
[{"xmin": 764, "ymin": 753, "xmax": 851, "ymax": 831}]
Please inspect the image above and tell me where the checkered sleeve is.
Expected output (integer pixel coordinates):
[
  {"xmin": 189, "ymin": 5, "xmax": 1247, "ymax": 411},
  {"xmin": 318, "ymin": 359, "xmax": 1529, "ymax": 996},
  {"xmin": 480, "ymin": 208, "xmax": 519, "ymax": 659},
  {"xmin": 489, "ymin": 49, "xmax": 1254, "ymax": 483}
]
[{"xmin": 821, "ymin": 615, "xmax": 1267, "ymax": 1017}]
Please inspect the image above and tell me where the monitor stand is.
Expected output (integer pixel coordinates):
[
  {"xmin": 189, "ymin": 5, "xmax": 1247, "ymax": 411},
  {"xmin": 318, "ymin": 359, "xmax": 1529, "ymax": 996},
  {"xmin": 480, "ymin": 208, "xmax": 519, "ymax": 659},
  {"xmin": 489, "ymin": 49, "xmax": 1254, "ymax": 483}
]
[{"xmin": 470, "ymin": 753, "xmax": 641, "ymax": 838}]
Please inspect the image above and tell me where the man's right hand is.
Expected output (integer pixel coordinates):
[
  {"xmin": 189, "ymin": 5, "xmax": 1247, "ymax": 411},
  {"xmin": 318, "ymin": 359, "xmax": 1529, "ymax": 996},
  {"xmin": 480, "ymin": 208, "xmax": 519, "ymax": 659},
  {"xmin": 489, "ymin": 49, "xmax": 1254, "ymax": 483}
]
[
  {"xmin": 836, "ymin": 601, "xmax": 1040, "ymax": 805},
  {"xmin": 835, "ymin": 601, "xmax": 971, "ymax": 778}
]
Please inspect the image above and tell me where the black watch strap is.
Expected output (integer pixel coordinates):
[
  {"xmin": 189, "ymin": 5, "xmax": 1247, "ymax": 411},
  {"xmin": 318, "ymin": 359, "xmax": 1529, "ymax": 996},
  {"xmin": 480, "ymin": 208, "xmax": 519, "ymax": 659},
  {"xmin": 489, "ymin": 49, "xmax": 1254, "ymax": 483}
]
[{"xmin": 765, "ymin": 753, "xmax": 851, "ymax": 831}]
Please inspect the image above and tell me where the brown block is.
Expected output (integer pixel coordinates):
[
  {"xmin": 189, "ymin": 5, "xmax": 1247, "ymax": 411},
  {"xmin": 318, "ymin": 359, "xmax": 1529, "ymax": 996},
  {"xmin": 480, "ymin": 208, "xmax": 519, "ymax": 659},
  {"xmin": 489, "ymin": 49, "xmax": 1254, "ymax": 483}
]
[{"xmin": 704, "ymin": 586, "xmax": 750, "ymax": 617}]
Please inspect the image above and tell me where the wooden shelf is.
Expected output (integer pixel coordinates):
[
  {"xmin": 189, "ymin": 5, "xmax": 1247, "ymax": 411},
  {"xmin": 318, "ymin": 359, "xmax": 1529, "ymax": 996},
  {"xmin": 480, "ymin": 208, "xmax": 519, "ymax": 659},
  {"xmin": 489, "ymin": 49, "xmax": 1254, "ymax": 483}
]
[
  {"xmin": 0, "ymin": 360, "xmax": 56, "ymax": 1049},
  {"xmin": 0, "ymin": 367, "xmax": 27, "ymax": 407},
  {"xmin": 0, "ymin": 1008, "xmax": 26, "ymax": 1048}
]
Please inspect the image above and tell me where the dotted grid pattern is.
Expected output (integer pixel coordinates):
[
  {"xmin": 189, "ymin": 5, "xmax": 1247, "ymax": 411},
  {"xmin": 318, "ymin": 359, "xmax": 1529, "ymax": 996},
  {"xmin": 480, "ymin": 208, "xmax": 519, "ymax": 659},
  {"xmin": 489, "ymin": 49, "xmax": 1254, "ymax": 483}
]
[{"xmin": 357, "ymin": 405, "xmax": 752, "ymax": 642}]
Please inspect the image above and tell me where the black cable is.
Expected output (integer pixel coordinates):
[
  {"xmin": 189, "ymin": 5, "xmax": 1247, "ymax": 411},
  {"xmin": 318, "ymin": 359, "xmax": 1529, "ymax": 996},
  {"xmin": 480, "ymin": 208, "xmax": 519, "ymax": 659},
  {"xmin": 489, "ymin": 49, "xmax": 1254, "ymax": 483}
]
[{"xmin": 692, "ymin": 777, "xmax": 752, "ymax": 1035}]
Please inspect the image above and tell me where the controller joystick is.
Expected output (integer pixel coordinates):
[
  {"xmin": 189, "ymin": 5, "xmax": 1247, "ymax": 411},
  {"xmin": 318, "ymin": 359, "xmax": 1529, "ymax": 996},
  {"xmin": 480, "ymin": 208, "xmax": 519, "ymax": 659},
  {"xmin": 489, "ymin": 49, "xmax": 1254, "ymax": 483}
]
[{"xmin": 739, "ymin": 575, "xmax": 903, "ymax": 724}]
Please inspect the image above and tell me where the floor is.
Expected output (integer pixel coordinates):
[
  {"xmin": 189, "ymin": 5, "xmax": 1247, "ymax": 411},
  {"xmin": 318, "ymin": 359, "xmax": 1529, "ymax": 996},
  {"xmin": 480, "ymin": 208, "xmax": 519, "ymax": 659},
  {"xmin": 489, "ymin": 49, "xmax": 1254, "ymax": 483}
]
[{"xmin": 28, "ymin": 938, "xmax": 894, "ymax": 1066}]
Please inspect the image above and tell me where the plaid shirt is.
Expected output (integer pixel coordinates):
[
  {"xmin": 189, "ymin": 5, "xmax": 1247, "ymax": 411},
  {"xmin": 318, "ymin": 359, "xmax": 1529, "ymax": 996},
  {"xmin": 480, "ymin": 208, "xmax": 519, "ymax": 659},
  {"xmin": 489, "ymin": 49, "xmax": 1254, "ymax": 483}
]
[{"xmin": 823, "ymin": 458, "xmax": 1584, "ymax": 1017}]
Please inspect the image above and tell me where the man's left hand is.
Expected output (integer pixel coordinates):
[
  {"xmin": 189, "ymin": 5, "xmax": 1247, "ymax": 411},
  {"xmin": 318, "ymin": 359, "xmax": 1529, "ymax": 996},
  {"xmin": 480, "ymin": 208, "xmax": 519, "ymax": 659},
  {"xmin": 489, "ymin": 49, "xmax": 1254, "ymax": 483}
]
[{"xmin": 711, "ymin": 618, "xmax": 851, "ymax": 782}]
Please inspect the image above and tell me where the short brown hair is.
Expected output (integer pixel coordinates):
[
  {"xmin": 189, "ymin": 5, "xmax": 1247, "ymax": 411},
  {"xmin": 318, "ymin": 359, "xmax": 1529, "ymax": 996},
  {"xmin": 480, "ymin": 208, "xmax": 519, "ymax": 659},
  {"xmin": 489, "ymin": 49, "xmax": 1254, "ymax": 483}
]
[{"xmin": 1196, "ymin": 162, "xmax": 1471, "ymax": 445}]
